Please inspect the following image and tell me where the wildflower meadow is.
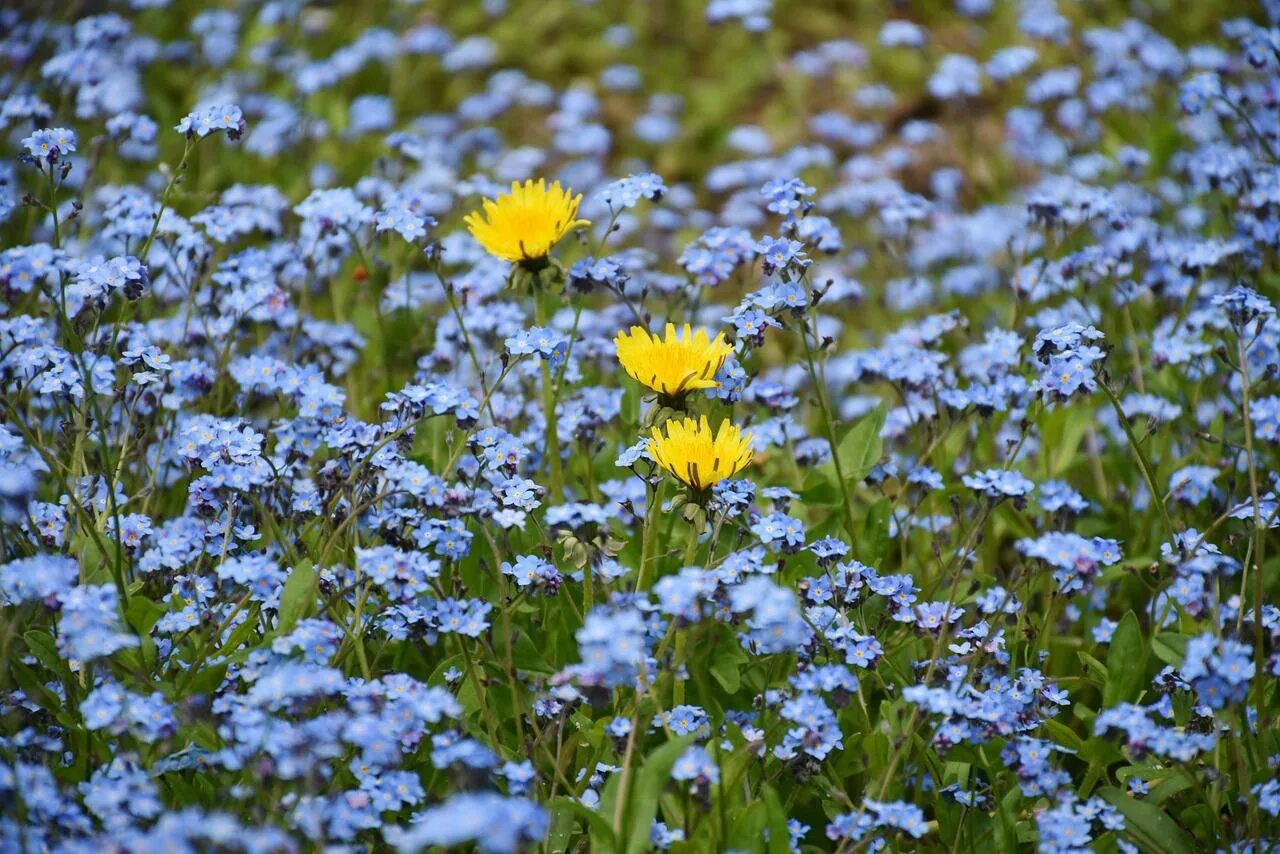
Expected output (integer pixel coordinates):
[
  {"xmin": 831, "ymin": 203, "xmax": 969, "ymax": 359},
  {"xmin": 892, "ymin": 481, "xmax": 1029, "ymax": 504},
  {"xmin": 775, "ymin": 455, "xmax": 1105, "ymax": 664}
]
[{"xmin": 4, "ymin": 0, "xmax": 1280, "ymax": 850}]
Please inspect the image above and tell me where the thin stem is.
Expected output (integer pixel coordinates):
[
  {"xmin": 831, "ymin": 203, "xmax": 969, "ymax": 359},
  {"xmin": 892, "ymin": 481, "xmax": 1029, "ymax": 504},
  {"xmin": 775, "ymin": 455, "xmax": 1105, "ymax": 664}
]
[
  {"xmin": 672, "ymin": 521, "xmax": 700, "ymax": 708},
  {"xmin": 611, "ymin": 706, "xmax": 642, "ymax": 839},
  {"xmin": 139, "ymin": 137, "xmax": 196, "ymax": 263},
  {"xmin": 635, "ymin": 477, "xmax": 663, "ymax": 592},
  {"xmin": 534, "ymin": 288, "xmax": 565, "ymax": 504},
  {"xmin": 1234, "ymin": 330, "xmax": 1268, "ymax": 749},
  {"xmin": 798, "ymin": 319, "xmax": 859, "ymax": 548},
  {"xmin": 860, "ymin": 507, "xmax": 990, "ymax": 816},
  {"xmin": 47, "ymin": 168, "xmax": 61, "ymax": 248},
  {"xmin": 1099, "ymin": 380, "xmax": 1176, "ymax": 544},
  {"xmin": 442, "ymin": 284, "xmax": 497, "ymax": 421}
]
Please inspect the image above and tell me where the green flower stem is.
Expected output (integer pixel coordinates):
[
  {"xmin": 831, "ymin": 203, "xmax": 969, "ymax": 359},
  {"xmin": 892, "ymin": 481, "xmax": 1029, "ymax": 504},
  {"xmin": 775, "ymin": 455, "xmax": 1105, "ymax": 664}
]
[
  {"xmin": 862, "ymin": 506, "xmax": 989, "ymax": 818},
  {"xmin": 672, "ymin": 521, "xmax": 700, "ymax": 708},
  {"xmin": 47, "ymin": 168, "xmax": 61, "ymax": 249},
  {"xmin": 534, "ymin": 289, "xmax": 566, "ymax": 505},
  {"xmin": 442, "ymin": 288, "xmax": 494, "ymax": 420},
  {"xmin": 455, "ymin": 633, "xmax": 501, "ymax": 746},
  {"xmin": 581, "ymin": 530, "xmax": 595, "ymax": 614},
  {"xmin": 139, "ymin": 137, "xmax": 195, "ymax": 264},
  {"xmin": 346, "ymin": 228, "xmax": 395, "ymax": 391},
  {"xmin": 1099, "ymin": 380, "xmax": 1176, "ymax": 544},
  {"xmin": 672, "ymin": 631, "xmax": 688, "ymax": 708},
  {"xmin": 799, "ymin": 320, "xmax": 860, "ymax": 548},
  {"xmin": 1234, "ymin": 332, "xmax": 1268, "ymax": 838},
  {"xmin": 635, "ymin": 478, "xmax": 664, "ymax": 592},
  {"xmin": 0, "ymin": 396, "xmax": 126, "ymax": 605}
]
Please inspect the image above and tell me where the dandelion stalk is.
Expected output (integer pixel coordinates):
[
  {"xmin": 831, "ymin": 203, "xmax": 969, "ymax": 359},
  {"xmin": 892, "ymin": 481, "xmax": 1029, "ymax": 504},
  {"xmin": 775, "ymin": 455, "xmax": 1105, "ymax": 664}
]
[
  {"xmin": 534, "ymin": 288, "xmax": 566, "ymax": 505},
  {"xmin": 635, "ymin": 477, "xmax": 664, "ymax": 592},
  {"xmin": 671, "ymin": 521, "xmax": 702, "ymax": 709}
]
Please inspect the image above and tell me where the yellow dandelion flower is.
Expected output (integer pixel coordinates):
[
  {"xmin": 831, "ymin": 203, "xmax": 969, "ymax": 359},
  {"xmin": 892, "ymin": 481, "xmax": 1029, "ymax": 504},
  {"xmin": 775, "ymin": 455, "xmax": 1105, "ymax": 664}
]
[
  {"xmin": 614, "ymin": 323, "xmax": 734, "ymax": 397},
  {"xmin": 648, "ymin": 416, "xmax": 754, "ymax": 491},
  {"xmin": 464, "ymin": 179, "xmax": 590, "ymax": 264}
]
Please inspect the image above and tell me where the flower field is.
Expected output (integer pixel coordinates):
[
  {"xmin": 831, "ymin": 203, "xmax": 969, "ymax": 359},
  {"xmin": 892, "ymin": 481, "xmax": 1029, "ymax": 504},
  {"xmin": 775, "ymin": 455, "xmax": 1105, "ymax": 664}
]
[{"xmin": 3, "ymin": 0, "xmax": 1280, "ymax": 850}]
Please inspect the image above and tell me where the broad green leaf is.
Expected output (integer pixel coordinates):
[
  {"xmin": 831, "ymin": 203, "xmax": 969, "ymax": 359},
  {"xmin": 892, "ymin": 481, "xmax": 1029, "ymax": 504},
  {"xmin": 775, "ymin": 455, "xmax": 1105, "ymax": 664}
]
[
  {"xmin": 187, "ymin": 662, "xmax": 229, "ymax": 696},
  {"xmin": 723, "ymin": 804, "xmax": 767, "ymax": 852},
  {"xmin": 836, "ymin": 405, "xmax": 885, "ymax": 484},
  {"xmin": 125, "ymin": 596, "xmax": 165, "ymax": 636},
  {"xmin": 1098, "ymin": 786, "xmax": 1196, "ymax": 854},
  {"xmin": 1178, "ymin": 803, "xmax": 1216, "ymax": 843},
  {"xmin": 10, "ymin": 660, "xmax": 61, "ymax": 713},
  {"xmin": 995, "ymin": 787, "xmax": 1022, "ymax": 853},
  {"xmin": 942, "ymin": 760, "xmax": 972, "ymax": 787},
  {"xmin": 710, "ymin": 638, "xmax": 749, "ymax": 694},
  {"xmin": 1151, "ymin": 633, "xmax": 1188, "ymax": 667},
  {"xmin": 512, "ymin": 631, "xmax": 555, "ymax": 674},
  {"xmin": 1146, "ymin": 772, "xmax": 1195, "ymax": 806},
  {"xmin": 799, "ymin": 473, "xmax": 839, "ymax": 506},
  {"xmin": 762, "ymin": 785, "xmax": 791, "ymax": 854},
  {"xmin": 862, "ymin": 497, "xmax": 891, "ymax": 566},
  {"xmin": 217, "ymin": 605, "xmax": 262, "ymax": 659},
  {"xmin": 545, "ymin": 806, "xmax": 574, "ymax": 854},
  {"xmin": 596, "ymin": 754, "xmax": 624, "ymax": 834},
  {"xmin": 23, "ymin": 630, "xmax": 64, "ymax": 676},
  {"xmin": 277, "ymin": 560, "xmax": 315, "ymax": 634},
  {"xmin": 1104, "ymin": 611, "xmax": 1147, "ymax": 706},
  {"xmin": 1047, "ymin": 406, "xmax": 1094, "ymax": 476},
  {"xmin": 1080, "ymin": 736, "xmax": 1125, "ymax": 766},
  {"xmin": 1041, "ymin": 718, "xmax": 1086, "ymax": 753},
  {"xmin": 623, "ymin": 735, "xmax": 696, "ymax": 854},
  {"xmin": 1078, "ymin": 762, "xmax": 1106, "ymax": 799},
  {"xmin": 622, "ymin": 381, "xmax": 641, "ymax": 430},
  {"xmin": 1076, "ymin": 651, "xmax": 1108, "ymax": 685},
  {"xmin": 548, "ymin": 799, "xmax": 616, "ymax": 853}
]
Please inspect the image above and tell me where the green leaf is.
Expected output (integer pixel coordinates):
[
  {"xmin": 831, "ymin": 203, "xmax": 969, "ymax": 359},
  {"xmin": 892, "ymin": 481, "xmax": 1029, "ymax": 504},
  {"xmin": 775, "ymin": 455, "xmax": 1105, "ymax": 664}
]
[
  {"xmin": 10, "ymin": 659, "xmax": 61, "ymax": 713},
  {"xmin": 1151, "ymin": 633, "xmax": 1188, "ymax": 667},
  {"xmin": 862, "ymin": 497, "xmax": 891, "ymax": 566},
  {"xmin": 512, "ymin": 631, "xmax": 555, "ymax": 674},
  {"xmin": 1045, "ymin": 406, "xmax": 1094, "ymax": 477},
  {"xmin": 622, "ymin": 382, "xmax": 641, "ymax": 430},
  {"xmin": 23, "ymin": 630, "xmax": 64, "ymax": 675},
  {"xmin": 1041, "ymin": 718, "xmax": 1085, "ymax": 753},
  {"xmin": 187, "ymin": 662, "xmax": 228, "ymax": 696},
  {"xmin": 595, "ymin": 754, "xmax": 624, "ymax": 835},
  {"xmin": 1076, "ymin": 651, "xmax": 1109, "ymax": 685},
  {"xmin": 762, "ymin": 785, "xmax": 791, "ymax": 854},
  {"xmin": 125, "ymin": 596, "xmax": 165, "ymax": 636},
  {"xmin": 217, "ymin": 605, "xmax": 262, "ymax": 658},
  {"xmin": 710, "ymin": 638, "xmax": 749, "ymax": 694},
  {"xmin": 1146, "ymin": 772, "xmax": 1195, "ymax": 806},
  {"xmin": 277, "ymin": 560, "xmax": 315, "ymax": 634},
  {"xmin": 836, "ymin": 405, "xmax": 885, "ymax": 484},
  {"xmin": 624, "ymin": 735, "xmax": 696, "ymax": 854},
  {"xmin": 798, "ymin": 474, "xmax": 839, "ymax": 507},
  {"xmin": 1104, "ymin": 611, "xmax": 1148, "ymax": 707},
  {"xmin": 1079, "ymin": 736, "xmax": 1125, "ymax": 771},
  {"xmin": 725, "ymin": 802, "xmax": 767, "ymax": 852},
  {"xmin": 995, "ymin": 787, "xmax": 1022, "ymax": 853},
  {"xmin": 1098, "ymin": 786, "xmax": 1196, "ymax": 854},
  {"xmin": 545, "ymin": 806, "xmax": 574, "ymax": 854},
  {"xmin": 942, "ymin": 760, "xmax": 972, "ymax": 787},
  {"xmin": 548, "ymin": 799, "xmax": 616, "ymax": 853}
]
